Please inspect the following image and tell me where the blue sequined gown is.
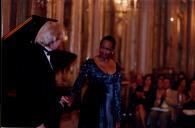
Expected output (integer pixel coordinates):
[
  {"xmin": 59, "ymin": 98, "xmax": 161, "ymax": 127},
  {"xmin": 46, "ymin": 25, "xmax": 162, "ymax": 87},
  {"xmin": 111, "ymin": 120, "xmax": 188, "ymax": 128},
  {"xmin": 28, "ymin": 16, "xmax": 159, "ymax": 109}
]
[{"xmin": 71, "ymin": 59, "xmax": 121, "ymax": 128}]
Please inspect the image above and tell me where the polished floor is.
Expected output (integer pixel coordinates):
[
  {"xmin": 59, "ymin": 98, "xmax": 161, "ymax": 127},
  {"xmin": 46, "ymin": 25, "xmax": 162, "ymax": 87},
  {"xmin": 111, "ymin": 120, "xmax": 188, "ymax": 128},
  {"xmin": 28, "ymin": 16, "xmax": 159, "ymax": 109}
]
[{"xmin": 59, "ymin": 110, "xmax": 133, "ymax": 128}]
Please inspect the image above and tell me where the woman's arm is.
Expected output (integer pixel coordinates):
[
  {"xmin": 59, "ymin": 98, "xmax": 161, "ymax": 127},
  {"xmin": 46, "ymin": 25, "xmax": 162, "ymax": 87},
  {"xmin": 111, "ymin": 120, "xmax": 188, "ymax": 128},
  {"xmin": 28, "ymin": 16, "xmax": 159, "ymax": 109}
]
[
  {"xmin": 70, "ymin": 61, "xmax": 89, "ymax": 98},
  {"xmin": 60, "ymin": 60, "xmax": 89, "ymax": 106}
]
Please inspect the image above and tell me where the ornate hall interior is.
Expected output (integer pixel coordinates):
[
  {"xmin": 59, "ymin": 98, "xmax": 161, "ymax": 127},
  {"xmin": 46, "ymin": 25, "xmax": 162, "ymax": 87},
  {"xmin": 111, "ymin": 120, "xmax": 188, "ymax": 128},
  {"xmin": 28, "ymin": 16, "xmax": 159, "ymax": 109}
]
[{"xmin": 1, "ymin": 0, "xmax": 195, "ymax": 128}]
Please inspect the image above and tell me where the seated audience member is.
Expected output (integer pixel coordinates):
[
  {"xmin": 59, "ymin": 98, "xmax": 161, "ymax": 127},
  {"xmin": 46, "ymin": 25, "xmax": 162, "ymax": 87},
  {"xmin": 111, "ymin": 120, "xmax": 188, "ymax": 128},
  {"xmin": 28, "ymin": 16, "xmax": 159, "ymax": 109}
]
[
  {"xmin": 128, "ymin": 73, "xmax": 144, "ymax": 112},
  {"xmin": 178, "ymin": 78, "xmax": 195, "ymax": 128},
  {"xmin": 148, "ymin": 76, "xmax": 175, "ymax": 128},
  {"xmin": 131, "ymin": 74, "xmax": 154, "ymax": 128},
  {"xmin": 176, "ymin": 77, "xmax": 189, "ymax": 109},
  {"xmin": 147, "ymin": 75, "xmax": 165, "ymax": 127},
  {"xmin": 126, "ymin": 73, "xmax": 144, "ymax": 127}
]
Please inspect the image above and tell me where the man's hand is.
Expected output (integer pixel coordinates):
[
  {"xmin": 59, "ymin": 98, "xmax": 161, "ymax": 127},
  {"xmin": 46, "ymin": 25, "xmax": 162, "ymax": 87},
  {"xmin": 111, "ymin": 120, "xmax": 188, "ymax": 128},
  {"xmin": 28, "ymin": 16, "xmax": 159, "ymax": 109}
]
[{"xmin": 60, "ymin": 96, "xmax": 73, "ymax": 107}]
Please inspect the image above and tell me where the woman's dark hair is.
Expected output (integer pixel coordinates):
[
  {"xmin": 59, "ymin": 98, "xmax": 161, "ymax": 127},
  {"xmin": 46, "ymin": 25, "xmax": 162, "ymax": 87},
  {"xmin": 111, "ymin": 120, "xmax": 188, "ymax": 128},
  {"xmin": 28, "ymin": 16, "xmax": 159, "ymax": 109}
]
[
  {"xmin": 172, "ymin": 77, "xmax": 188, "ymax": 90},
  {"xmin": 100, "ymin": 35, "xmax": 116, "ymax": 49},
  {"xmin": 189, "ymin": 78, "xmax": 195, "ymax": 86},
  {"xmin": 50, "ymin": 50, "xmax": 77, "ymax": 72},
  {"xmin": 143, "ymin": 74, "xmax": 153, "ymax": 85},
  {"xmin": 186, "ymin": 78, "xmax": 195, "ymax": 93},
  {"xmin": 164, "ymin": 75, "xmax": 172, "ymax": 85}
]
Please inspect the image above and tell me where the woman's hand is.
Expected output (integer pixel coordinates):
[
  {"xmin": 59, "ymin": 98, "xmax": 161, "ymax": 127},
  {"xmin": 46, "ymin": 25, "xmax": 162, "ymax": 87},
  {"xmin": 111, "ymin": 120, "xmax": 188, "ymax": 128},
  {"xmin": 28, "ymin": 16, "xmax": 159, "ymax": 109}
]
[{"xmin": 59, "ymin": 96, "xmax": 73, "ymax": 107}]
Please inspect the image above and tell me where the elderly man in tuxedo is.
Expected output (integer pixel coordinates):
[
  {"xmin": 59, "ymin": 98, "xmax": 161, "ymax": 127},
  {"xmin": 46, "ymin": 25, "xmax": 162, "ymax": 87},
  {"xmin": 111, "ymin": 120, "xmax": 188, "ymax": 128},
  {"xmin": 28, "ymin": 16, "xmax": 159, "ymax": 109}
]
[{"xmin": 2, "ymin": 21, "xmax": 67, "ymax": 128}]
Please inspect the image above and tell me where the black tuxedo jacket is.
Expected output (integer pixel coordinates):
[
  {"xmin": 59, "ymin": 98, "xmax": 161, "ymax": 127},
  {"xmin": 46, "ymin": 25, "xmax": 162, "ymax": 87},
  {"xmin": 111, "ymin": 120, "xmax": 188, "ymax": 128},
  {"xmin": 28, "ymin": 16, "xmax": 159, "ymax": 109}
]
[{"xmin": 2, "ymin": 41, "xmax": 57, "ymax": 127}]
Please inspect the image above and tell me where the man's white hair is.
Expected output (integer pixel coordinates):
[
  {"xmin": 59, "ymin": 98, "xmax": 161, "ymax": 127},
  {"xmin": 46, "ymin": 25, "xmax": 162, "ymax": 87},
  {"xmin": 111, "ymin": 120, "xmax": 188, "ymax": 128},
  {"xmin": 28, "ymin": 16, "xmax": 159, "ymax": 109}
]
[{"xmin": 35, "ymin": 21, "xmax": 66, "ymax": 46}]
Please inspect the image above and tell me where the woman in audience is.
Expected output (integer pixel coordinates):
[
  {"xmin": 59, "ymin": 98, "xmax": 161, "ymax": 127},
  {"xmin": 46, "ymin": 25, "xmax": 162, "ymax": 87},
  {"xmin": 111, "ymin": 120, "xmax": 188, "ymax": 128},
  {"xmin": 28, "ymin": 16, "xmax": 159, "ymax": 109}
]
[
  {"xmin": 178, "ymin": 78, "xmax": 195, "ymax": 128},
  {"xmin": 131, "ymin": 74, "xmax": 154, "ymax": 128}
]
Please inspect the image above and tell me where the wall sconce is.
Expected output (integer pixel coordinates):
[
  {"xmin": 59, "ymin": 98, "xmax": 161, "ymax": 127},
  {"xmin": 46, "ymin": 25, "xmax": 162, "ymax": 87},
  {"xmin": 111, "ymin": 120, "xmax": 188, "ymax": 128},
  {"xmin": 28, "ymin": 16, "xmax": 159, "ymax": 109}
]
[
  {"xmin": 170, "ymin": 17, "xmax": 174, "ymax": 22},
  {"xmin": 113, "ymin": 0, "xmax": 130, "ymax": 17}
]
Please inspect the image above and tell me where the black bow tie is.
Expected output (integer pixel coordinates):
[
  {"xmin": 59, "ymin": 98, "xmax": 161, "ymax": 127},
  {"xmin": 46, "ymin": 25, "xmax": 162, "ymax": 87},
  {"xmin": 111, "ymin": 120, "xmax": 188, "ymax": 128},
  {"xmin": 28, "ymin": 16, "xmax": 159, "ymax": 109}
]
[
  {"xmin": 43, "ymin": 48, "xmax": 52, "ymax": 55},
  {"xmin": 46, "ymin": 51, "xmax": 53, "ymax": 55},
  {"xmin": 36, "ymin": 44, "xmax": 52, "ymax": 55}
]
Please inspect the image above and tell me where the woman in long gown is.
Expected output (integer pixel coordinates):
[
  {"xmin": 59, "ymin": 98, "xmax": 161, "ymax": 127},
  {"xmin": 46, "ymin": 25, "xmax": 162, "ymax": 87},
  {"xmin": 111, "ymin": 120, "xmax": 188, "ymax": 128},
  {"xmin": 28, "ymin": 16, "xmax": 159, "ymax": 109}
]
[{"xmin": 61, "ymin": 35, "xmax": 121, "ymax": 128}]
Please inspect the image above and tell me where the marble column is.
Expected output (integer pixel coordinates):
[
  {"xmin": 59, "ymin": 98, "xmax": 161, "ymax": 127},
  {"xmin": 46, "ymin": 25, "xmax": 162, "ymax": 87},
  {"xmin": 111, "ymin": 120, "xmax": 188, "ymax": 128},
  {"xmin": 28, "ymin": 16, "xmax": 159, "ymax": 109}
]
[
  {"xmin": 46, "ymin": 0, "xmax": 53, "ymax": 18},
  {"xmin": 2, "ymin": 0, "xmax": 32, "ymax": 35},
  {"xmin": 103, "ymin": 0, "xmax": 115, "ymax": 35},
  {"xmin": 69, "ymin": 0, "xmax": 83, "ymax": 80},
  {"xmin": 129, "ymin": 10, "xmax": 138, "ymax": 73},
  {"xmin": 2, "ymin": 0, "xmax": 11, "ymax": 36},
  {"xmin": 86, "ymin": 0, "xmax": 93, "ymax": 58},
  {"xmin": 166, "ymin": 0, "xmax": 184, "ymax": 71},
  {"xmin": 179, "ymin": 0, "xmax": 188, "ymax": 72},
  {"xmin": 123, "ymin": 10, "xmax": 132, "ymax": 79},
  {"xmin": 31, "ymin": 0, "xmax": 47, "ymax": 17},
  {"xmin": 146, "ymin": 1, "xmax": 155, "ymax": 74},
  {"xmin": 92, "ymin": 0, "xmax": 105, "ymax": 57},
  {"xmin": 188, "ymin": 1, "xmax": 195, "ymax": 77},
  {"xmin": 46, "ymin": 0, "xmax": 64, "ymax": 23},
  {"xmin": 16, "ymin": 0, "xmax": 32, "ymax": 24},
  {"xmin": 126, "ymin": 1, "xmax": 140, "ymax": 75},
  {"xmin": 138, "ymin": 0, "xmax": 154, "ymax": 74},
  {"xmin": 56, "ymin": 0, "xmax": 64, "ymax": 23}
]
